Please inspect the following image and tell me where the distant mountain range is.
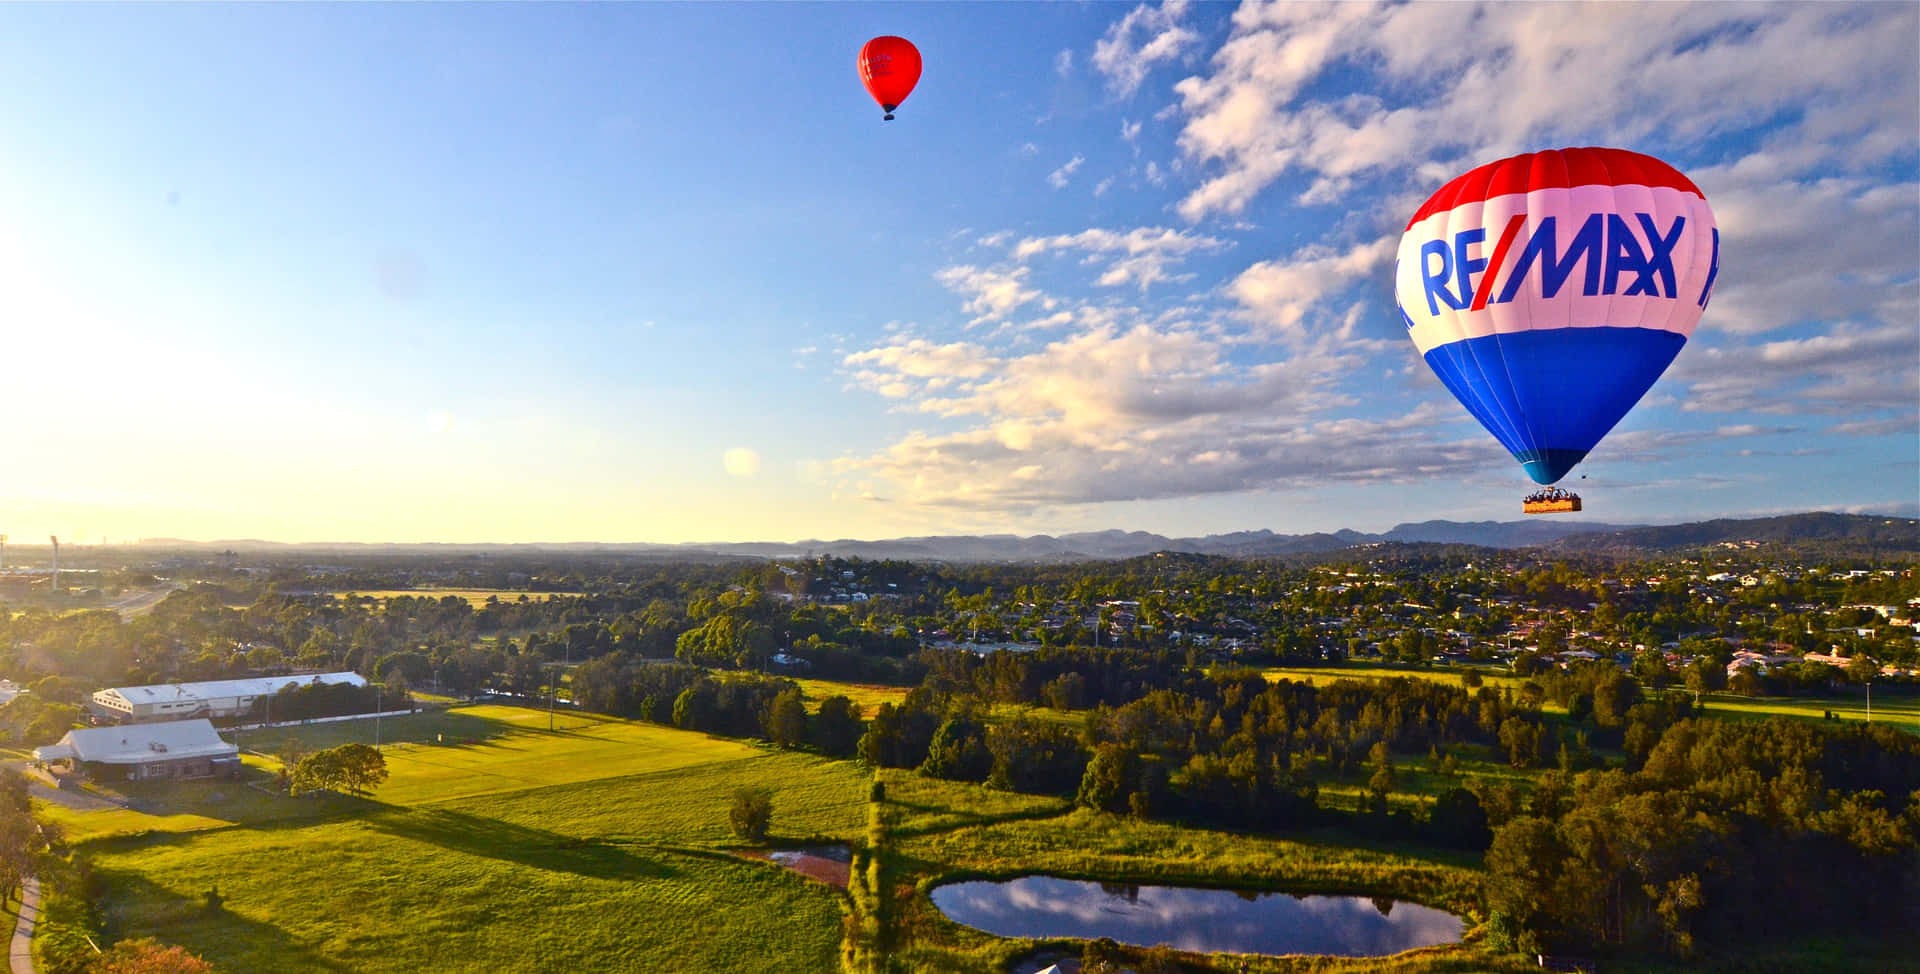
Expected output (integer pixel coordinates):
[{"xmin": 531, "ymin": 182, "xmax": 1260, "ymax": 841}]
[{"xmin": 123, "ymin": 512, "xmax": 1918, "ymax": 563}]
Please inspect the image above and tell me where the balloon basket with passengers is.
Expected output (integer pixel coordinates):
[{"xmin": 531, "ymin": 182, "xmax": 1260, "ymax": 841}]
[{"xmin": 1394, "ymin": 146, "xmax": 1721, "ymax": 515}]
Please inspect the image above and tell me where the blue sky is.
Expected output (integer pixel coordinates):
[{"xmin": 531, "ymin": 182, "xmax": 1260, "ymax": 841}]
[{"xmin": 0, "ymin": 2, "xmax": 1913, "ymax": 544}]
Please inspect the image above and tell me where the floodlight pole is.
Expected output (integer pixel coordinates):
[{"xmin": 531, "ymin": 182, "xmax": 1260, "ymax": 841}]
[
  {"xmin": 1866, "ymin": 681, "xmax": 1872, "ymax": 723},
  {"xmin": 376, "ymin": 684, "xmax": 383, "ymax": 751}
]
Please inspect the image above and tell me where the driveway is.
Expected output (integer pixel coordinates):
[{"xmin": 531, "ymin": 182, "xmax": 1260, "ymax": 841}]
[
  {"xmin": 9, "ymin": 763, "xmax": 120, "ymax": 813},
  {"xmin": 9, "ymin": 875, "xmax": 37, "ymax": 974}
]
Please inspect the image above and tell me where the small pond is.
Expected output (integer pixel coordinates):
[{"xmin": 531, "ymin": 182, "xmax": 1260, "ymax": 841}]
[
  {"xmin": 740, "ymin": 844, "xmax": 851, "ymax": 888},
  {"xmin": 931, "ymin": 876, "xmax": 1462, "ymax": 957}
]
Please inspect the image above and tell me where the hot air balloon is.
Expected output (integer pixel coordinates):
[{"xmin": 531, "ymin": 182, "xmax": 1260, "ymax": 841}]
[
  {"xmin": 859, "ymin": 36, "xmax": 921, "ymax": 121},
  {"xmin": 1394, "ymin": 147, "xmax": 1720, "ymax": 514}
]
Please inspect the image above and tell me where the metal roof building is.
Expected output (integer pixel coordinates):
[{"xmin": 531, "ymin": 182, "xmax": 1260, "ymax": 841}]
[
  {"xmin": 34, "ymin": 719, "xmax": 240, "ymax": 781},
  {"xmin": 90, "ymin": 672, "xmax": 367, "ymax": 723}
]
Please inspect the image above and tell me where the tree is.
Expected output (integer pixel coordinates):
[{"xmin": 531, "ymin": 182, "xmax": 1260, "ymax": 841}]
[
  {"xmin": 1366, "ymin": 740, "xmax": 1397, "ymax": 811},
  {"xmin": 918, "ymin": 716, "xmax": 991, "ymax": 782},
  {"xmin": 0, "ymin": 810, "xmax": 36, "ymax": 905},
  {"xmin": 87, "ymin": 939, "xmax": 214, "ymax": 974},
  {"xmin": 729, "ymin": 786, "xmax": 773, "ymax": 843},
  {"xmin": 811, "ymin": 695, "xmax": 864, "ymax": 757},
  {"xmin": 0, "ymin": 768, "xmax": 29, "ymax": 813},
  {"xmin": 1427, "ymin": 787, "xmax": 1491, "ymax": 849},
  {"xmin": 291, "ymin": 743, "xmax": 388, "ymax": 797},
  {"xmin": 1845, "ymin": 654, "xmax": 1879, "ymax": 685},
  {"xmin": 764, "ymin": 688, "xmax": 808, "ymax": 749},
  {"xmin": 1484, "ymin": 816, "xmax": 1564, "ymax": 953},
  {"xmin": 1076, "ymin": 743, "xmax": 1134, "ymax": 813}
]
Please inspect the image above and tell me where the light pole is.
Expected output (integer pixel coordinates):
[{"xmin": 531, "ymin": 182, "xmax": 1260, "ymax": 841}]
[
  {"xmin": 1866, "ymin": 680, "xmax": 1872, "ymax": 723},
  {"xmin": 375, "ymin": 684, "xmax": 383, "ymax": 751}
]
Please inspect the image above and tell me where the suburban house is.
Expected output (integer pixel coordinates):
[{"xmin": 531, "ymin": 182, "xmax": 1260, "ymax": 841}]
[
  {"xmin": 89, "ymin": 672, "xmax": 368, "ymax": 723},
  {"xmin": 34, "ymin": 719, "xmax": 241, "ymax": 781}
]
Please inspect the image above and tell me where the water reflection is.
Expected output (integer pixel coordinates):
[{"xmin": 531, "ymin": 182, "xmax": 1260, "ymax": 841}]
[
  {"xmin": 741, "ymin": 844, "xmax": 851, "ymax": 888},
  {"xmin": 930, "ymin": 876, "xmax": 1462, "ymax": 957}
]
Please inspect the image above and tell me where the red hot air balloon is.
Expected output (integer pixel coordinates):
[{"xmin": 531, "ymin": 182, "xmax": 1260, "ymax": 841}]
[{"xmin": 859, "ymin": 36, "xmax": 921, "ymax": 121}]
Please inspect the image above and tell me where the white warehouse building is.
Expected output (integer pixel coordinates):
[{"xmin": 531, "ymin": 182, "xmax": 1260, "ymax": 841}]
[{"xmin": 90, "ymin": 672, "xmax": 368, "ymax": 723}]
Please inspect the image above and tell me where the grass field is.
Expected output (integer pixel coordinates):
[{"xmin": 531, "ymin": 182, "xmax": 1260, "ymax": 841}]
[
  {"xmin": 1263, "ymin": 663, "xmax": 1920, "ymax": 735},
  {"xmin": 42, "ymin": 703, "xmax": 868, "ymax": 973},
  {"xmin": 792, "ymin": 677, "xmax": 911, "ymax": 717},
  {"xmin": 335, "ymin": 589, "xmax": 581, "ymax": 609},
  {"xmin": 792, "ymin": 676, "xmax": 1083, "ymax": 728},
  {"xmin": 872, "ymin": 770, "xmax": 1516, "ymax": 974},
  {"xmin": 1685, "ymin": 688, "xmax": 1920, "ymax": 732},
  {"xmin": 1262, "ymin": 664, "xmax": 1531, "ymax": 692}
]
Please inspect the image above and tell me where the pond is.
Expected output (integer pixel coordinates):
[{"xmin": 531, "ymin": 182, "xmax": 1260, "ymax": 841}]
[
  {"xmin": 930, "ymin": 876, "xmax": 1463, "ymax": 957},
  {"xmin": 739, "ymin": 844, "xmax": 851, "ymax": 888}
]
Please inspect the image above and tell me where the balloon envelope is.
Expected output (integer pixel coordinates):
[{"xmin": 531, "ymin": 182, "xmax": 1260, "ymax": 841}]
[
  {"xmin": 1394, "ymin": 147, "xmax": 1719, "ymax": 485},
  {"xmin": 859, "ymin": 36, "xmax": 922, "ymax": 114}
]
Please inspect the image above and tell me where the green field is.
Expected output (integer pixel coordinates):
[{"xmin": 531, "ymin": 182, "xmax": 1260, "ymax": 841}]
[
  {"xmin": 41, "ymin": 704, "xmax": 869, "ymax": 973},
  {"xmin": 871, "ymin": 770, "xmax": 1520, "ymax": 974},
  {"xmin": 336, "ymin": 589, "xmax": 580, "ymax": 609},
  {"xmin": 1262, "ymin": 663, "xmax": 1530, "ymax": 692},
  {"xmin": 1685, "ymin": 688, "xmax": 1920, "ymax": 732},
  {"xmin": 792, "ymin": 677, "xmax": 911, "ymax": 717},
  {"xmin": 1263, "ymin": 663, "xmax": 1920, "ymax": 735}
]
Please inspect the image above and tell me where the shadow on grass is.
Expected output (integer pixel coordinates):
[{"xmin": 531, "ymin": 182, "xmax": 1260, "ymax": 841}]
[
  {"xmin": 359, "ymin": 804, "xmax": 681, "ymax": 883},
  {"xmin": 84, "ymin": 796, "xmax": 685, "ymax": 887},
  {"xmin": 93, "ymin": 869, "xmax": 352, "ymax": 973},
  {"xmin": 884, "ymin": 797, "xmax": 1073, "ymax": 839},
  {"xmin": 238, "ymin": 709, "xmax": 523, "ymax": 752}
]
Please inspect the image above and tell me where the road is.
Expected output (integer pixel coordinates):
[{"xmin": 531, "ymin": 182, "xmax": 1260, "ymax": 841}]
[
  {"xmin": 9, "ymin": 875, "xmax": 37, "ymax": 974},
  {"xmin": 104, "ymin": 585, "xmax": 177, "ymax": 619}
]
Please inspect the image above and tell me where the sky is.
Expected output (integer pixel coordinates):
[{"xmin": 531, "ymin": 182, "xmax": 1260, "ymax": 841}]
[{"xmin": 0, "ymin": 1, "xmax": 1913, "ymax": 545}]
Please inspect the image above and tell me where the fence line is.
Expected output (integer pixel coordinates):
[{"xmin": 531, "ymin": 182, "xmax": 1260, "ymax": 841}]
[{"xmin": 225, "ymin": 709, "xmax": 416, "ymax": 732}]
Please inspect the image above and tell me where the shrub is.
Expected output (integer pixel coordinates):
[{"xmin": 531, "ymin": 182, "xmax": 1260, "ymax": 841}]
[{"xmin": 729, "ymin": 786, "xmax": 773, "ymax": 843}]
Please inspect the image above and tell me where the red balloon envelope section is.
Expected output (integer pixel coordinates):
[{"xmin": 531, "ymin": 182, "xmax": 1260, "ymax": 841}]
[{"xmin": 859, "ymin": 36, "xmax": 921, "ymax": 120}]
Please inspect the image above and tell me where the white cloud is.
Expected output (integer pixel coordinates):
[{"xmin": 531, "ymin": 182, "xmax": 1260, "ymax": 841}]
[
  {"xmin": 1055, "ymin": 49, "xmax": 1073, "ymax": 77},
  {"xmin": 837, "ymin": 283, "xmax": 1436, "ymax": 510},
  {"xmin": 1048, "ymin": 155, "xmax": 1086, "ymax": 189},
  {"xmin": 1688, "ymin": 163, "xmax": 1918, "ymax": 337},
  {"xmin": 1229, "ymin": 236, "xmax": 1395, "ymax": 339},
  {"xmin": 1094, "ymin": 0, "xmax": 1200, "ymax": 98},
  {"xmin": 1673, "ymin": 321, "xmax": 1919, "ymax": 416},
  {"xmin": 1010, "ymin": 226, "xmax": 1227, "ymax": 292},
  {"xmin": 935, "ymin": 265, "xmax": 1051, "ymax": 324},
  {"xmin": 1828, "ymin": 416, "xmax": 1920, "ymax": 438},
  {"xmin": 1169, "ymin": 3, "xmax": 1919, "ymax": 221},
  {"xmin": 1121, "ymin": 119, "xmax": 1143, "ymax": 142}
]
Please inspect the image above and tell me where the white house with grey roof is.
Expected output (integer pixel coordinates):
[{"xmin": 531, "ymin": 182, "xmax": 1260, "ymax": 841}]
[
  {"xmin": 34, "ymin": 719, "xmax": 240, "ymax": 781},
  {"xmin": 90, "ymin": 672, "xmax": 367, "ymax": 723}
]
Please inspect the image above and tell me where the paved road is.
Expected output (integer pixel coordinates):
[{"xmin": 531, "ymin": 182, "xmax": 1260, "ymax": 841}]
[
  {"xmin": 9, "ymin": 875, "xmax": 38, "ymax": 974},
  {"xmin": 105, "ymin": 585, "xmax": 178, "ymax": 619}
]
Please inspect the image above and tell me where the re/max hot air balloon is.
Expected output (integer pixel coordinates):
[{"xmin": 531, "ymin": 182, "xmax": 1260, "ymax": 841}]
[
  {"xmin": 1394, "ymin": 147, "xmax": 1720, "ymax": 514},
  {"xmin": 859, "ymin": 36, "xmax": 921, "ymax": 121}
]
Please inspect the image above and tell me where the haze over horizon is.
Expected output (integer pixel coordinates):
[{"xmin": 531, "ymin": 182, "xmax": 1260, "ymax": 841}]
[{"xmin": 2, "ymin": 2, "xmax": 1914, "ymax": 546}]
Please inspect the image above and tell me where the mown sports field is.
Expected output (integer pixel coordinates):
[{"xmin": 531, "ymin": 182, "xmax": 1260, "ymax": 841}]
[
  {"xmin": 1260, "ymin": 663, "xmax": 1920, "ymax": 735},
  {"xmin": 39, "ymin": 705, "xmax": 870, "ymax": 974}
]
